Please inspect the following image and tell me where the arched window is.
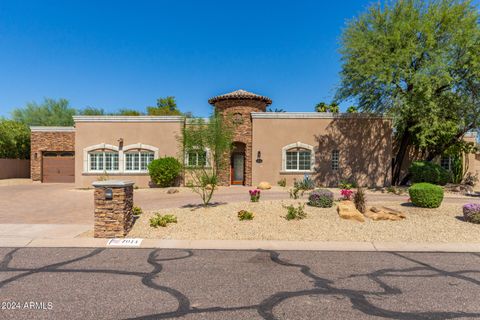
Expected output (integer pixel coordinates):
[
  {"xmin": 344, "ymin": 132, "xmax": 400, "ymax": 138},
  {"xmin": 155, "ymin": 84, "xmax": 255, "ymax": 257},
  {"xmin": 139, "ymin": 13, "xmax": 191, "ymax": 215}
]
[
  {"xmin": 84, "ymin": 144, "xmax": 119, "ymax": 173},
  {"xmin": 89, "ymin": 150, "xmax": 119, "ymax": 172},
  {"xmin": 124, "ymin": 150, "xmax": 154, "ymax": 172},
  {"xmin": 123, "ymin": 144, "xmax": 158, "ymax": 172},
  {"xmin": 282, "ymin": 142, "xmax": 314, "ymax": 172}
]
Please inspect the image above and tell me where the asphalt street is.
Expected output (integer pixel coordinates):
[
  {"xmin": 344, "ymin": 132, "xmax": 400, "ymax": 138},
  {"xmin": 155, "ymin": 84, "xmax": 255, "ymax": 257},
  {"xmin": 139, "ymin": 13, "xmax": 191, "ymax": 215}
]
[{"xmin": 0, "ymin": 248, "xmax": 479, "ymax": 320}]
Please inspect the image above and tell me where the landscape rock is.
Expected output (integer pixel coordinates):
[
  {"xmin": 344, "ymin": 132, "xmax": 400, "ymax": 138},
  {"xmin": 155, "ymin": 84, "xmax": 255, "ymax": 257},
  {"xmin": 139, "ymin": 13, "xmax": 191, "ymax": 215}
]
[
  {"xmin": 365, "ymin": 206, "xmax": 407, "ymax": 221},
  {"xmin": 337, "ymin": 201, "xmax": 365, "ymax": 222},
  {"xmin": 167, "ymin": 188, "xmax": 179, "ymax": 194},
  {"xmin": 257, "ymin": 182, "xmax": 272, "ymax": 190}
]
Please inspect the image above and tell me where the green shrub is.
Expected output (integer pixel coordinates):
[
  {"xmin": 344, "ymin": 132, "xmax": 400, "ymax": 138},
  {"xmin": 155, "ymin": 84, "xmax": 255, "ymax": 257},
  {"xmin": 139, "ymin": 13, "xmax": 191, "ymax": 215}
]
[
  {"xmin": 284, "ymin": 203, "xmax": 307, "ymax": 220},
  {"xmin": 409, "ymin": 161, "xmax": 450, "ymax": 185},
  {"xmin": 277, "ymin": 178, "xmax": 287, "ymax": 187},
  {"xmin": 353, "ymin": 188, "xmax": 366, "ymax": 213},
  {"xmin": 408, "ymin": 183, "xmax": 444, "ymax": 208},
  {"xmin": 148, "ymin": 157, "xmax": 182, "ymax": 187},
  {"xmin": 149, "ymin": 213, "xmax": 177, "ymax": 228},
  {"xmin": 339, "ymin": 180, "xmax": 357, "ymax": 190},
  {"xmin": 132, "ymin": 206, "xmax": 143, "ymax": 216},
  {"xmin": 307, "ymin": 189, "xmax": 334, "ymax": 208},
  {"xmin": 238, "ymin": 210, "xmax": 254, "ymax": 221}
]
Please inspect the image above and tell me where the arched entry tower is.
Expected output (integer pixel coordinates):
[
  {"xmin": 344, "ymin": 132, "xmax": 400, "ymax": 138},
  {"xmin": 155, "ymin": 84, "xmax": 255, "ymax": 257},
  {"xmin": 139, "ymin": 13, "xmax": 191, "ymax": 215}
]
[{"xmin": 208, "ymin": 89, "xmax": 272, "ymax": 186}]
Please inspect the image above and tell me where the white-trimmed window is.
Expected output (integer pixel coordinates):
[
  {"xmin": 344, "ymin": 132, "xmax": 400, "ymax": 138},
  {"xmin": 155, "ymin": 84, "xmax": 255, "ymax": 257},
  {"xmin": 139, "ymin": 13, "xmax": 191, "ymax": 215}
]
[
  {"xmin": 331, "ymin": 150, "xmax": 339, "ymax": 171},
  {"xmin": 282, "ymin": 142, "xmax": 314, "ymax": 172},
  {"xmin": 88, "ymin": 151, "xmax": 119, "ymax": 172},
  {"xmin": 286, "ymin": 149, "xmax": 311, "ymax": 171},
  {"xmin": 125, "ymin": 150, "xmax": 154, "ymax": 172},
  {"xmin": 187, "ymin": 150, "xmax": 207, "ymax": 167},
  {"xmin": 440, "ymin": 156, "xmax": 452, "ymax": 171}
]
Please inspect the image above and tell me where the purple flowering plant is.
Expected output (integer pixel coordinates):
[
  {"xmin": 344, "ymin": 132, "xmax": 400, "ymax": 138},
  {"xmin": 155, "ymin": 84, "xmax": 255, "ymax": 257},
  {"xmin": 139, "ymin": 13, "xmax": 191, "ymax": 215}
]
[
  {"xmin": 249, "ymin": 189, "xmax": 261, "ymax": 202},
  {"xmin": 463, "ymin": 203, "xmax": 480, "ymax": 224}
]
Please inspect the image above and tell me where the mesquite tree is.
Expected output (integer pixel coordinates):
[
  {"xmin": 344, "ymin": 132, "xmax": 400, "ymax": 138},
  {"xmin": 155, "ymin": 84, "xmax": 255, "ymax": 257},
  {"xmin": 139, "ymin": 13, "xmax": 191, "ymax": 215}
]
[{"xmin": 336, "ymin": 0, "xmax": 480, "ymax": 185}]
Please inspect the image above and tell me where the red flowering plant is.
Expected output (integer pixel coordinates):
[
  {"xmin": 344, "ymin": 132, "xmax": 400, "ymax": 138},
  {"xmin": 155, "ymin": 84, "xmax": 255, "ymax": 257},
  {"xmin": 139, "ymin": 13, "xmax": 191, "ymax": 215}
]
[
  {"xmin": 249, "ymin": 189, "xmax": 261, "ymax": 202},
  {"xmin": 340, "ymin": 189, "xmax": 354, "ymax": 201}
]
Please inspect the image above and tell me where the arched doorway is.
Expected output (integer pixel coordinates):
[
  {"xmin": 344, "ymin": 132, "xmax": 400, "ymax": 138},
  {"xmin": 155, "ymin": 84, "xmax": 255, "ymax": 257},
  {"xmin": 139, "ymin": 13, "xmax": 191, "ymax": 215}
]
[{"xmin": 231, "ymin": 142, "xmax": 246, "ymax": 185}]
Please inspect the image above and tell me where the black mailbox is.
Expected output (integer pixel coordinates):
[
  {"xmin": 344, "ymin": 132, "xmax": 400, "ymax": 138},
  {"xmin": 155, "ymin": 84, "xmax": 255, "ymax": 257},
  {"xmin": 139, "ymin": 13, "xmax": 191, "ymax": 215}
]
[{"xmin": 105, "ymin": 188, "xmax": 113, "ymax": 200}]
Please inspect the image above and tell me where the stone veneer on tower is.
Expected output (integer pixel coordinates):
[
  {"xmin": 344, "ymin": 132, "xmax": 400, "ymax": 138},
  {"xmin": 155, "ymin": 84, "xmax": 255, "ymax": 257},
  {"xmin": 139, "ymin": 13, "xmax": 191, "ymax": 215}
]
[{"xmin": 208, "ymin": 90, "xmax": 272, "ymax": 186}]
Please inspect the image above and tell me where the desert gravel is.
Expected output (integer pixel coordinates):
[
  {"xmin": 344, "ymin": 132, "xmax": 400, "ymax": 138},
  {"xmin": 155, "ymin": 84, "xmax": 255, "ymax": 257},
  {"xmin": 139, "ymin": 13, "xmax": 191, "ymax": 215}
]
[{"xmin": 128, "ymin": 199, "xmax": 480, "ymax": 242}]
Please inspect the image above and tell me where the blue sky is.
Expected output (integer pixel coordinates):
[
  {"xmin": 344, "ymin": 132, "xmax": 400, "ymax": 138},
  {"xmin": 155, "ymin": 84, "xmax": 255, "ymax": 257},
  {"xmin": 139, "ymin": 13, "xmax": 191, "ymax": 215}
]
[{"xmin": 0, "ymin": 0, "xmax": 449, "ymax": 117}]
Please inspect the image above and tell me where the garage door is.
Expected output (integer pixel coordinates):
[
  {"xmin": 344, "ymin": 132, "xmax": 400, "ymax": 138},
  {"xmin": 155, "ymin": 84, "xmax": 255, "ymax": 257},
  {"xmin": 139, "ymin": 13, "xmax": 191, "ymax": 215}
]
[{"xmin": 42, "ymin": 151, "xmax": 75, "ymax": 183}]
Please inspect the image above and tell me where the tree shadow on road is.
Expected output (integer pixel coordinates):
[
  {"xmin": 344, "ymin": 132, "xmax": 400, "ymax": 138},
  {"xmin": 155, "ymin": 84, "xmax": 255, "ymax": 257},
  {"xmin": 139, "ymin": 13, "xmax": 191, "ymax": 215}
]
[{"xmin": 1, "ymin": 248, "xmax": 479, "ymax": 319}]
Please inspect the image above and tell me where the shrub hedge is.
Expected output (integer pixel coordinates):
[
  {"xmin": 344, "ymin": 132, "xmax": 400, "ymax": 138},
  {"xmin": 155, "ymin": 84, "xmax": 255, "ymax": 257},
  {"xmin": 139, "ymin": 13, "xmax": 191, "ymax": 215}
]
[
  {"xmin": 409, "ymin": 161, "xmax": 450, "ymax": 185},
  {"xmin": 148, "ymin": 157, "xmax": 182, "ymax": 187},
  {"xmin": 408, "ymin": 183, "xmax": 444, "ymax": 208}
]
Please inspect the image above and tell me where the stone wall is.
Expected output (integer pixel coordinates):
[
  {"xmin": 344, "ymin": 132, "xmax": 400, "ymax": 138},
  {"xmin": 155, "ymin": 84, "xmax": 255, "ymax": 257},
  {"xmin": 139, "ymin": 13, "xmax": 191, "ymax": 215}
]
[
  {"xmin": 93, "ymin": 181, "xmax": 134, "ymax": 238},
  {"xmin": 30, "ymin": 131, "xmax": 75, "ymax": 181},
  {"xmin": 214, "ymin": 99, "xmax": 267, "ymax": 186}
]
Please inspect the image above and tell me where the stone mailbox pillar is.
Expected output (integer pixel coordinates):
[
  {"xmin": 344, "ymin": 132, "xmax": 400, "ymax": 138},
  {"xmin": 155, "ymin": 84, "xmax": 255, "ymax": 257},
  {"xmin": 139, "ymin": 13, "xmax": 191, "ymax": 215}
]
[{"xmin": 92, "ymin": 180, "xmax": 134, "ymax": 238}]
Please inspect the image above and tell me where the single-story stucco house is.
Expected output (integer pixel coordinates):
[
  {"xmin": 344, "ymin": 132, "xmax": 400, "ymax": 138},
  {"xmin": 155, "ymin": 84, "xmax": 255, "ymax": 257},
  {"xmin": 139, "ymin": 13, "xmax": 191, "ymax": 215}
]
[{"xmin": 29, "ymin": 89, "xmax": 478, "ymax": 188}]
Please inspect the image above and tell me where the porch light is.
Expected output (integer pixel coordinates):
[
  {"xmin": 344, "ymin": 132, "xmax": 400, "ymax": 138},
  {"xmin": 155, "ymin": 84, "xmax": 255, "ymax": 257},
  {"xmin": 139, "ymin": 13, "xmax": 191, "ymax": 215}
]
[
  {"xmin": 104, "ymin": 188, "xmax": 113, "ymax": 200},
  {"xmin": 256, "ymin": 151, "xmax": 263, "ymax": 163}
]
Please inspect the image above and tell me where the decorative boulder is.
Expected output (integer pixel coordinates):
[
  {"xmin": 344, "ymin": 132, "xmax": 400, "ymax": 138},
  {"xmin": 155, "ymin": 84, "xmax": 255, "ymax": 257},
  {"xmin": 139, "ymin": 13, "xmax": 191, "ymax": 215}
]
[
  {"xmin": 365, "ymin": 206, "xmax": 406, "ymax": 221},
  {"xmin": 257, "ymin": 182, "xmax": 272, "ymax": 190},
  {"xmin": 337, "ymin": 201, "xmax": 365, "ymax": 222},
  {"xmin": 167, "ymin": 188, "xmax": 179, "ymax": 194}
]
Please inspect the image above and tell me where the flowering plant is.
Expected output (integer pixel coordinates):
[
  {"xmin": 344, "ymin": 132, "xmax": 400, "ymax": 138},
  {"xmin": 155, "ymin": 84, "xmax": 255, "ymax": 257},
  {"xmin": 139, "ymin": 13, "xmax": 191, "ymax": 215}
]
[
  {"xmin": 249, "ymin": 189, "xmax": 261, "ymax": 202},
  {"xmin": 463, "ymin": 203, "xmax": 480, "ymax": 224},
  {"xmin": 340, "ymin": 189, "xmax": 353, "ymax": 200}
]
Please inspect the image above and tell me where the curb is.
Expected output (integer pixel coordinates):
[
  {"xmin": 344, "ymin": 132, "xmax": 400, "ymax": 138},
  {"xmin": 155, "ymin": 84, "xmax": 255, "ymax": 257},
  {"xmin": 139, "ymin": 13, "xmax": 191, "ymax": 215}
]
[{"xmin": 1, "ymin": 238, "xmax": 480, "ymax": 252}]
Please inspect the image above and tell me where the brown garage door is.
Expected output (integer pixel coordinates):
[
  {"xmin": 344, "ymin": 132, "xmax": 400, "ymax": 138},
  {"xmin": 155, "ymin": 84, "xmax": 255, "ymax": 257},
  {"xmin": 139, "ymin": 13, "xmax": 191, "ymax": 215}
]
[{"xmin": 42, "ymin": 151, "xmax": 75, "ymax": 183}]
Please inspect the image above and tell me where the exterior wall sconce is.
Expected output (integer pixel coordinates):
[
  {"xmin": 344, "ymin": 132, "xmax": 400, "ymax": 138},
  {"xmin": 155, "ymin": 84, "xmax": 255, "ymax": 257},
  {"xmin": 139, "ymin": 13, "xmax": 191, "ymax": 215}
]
[
  {"xmin": 256, "ymin": 151, "xmax": 263, "ymax": 163},
  {"xmin": 118, "ymin": 138, "xmax": 124, "ymax": 150},
  {"xmin": 104, "ymin": 188, "xmax": 113, "ymax": 200}
]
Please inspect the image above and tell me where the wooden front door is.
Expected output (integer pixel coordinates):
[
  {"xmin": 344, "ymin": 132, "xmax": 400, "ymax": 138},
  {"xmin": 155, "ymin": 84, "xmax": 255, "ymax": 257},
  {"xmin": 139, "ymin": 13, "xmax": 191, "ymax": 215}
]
[
  {"xmin": 231, "ymin": 152, "xmax": 245, "ymax": 185},
  {"xmin": 42, "ymin": 151, "xmax": 75, "ymax": 183}
]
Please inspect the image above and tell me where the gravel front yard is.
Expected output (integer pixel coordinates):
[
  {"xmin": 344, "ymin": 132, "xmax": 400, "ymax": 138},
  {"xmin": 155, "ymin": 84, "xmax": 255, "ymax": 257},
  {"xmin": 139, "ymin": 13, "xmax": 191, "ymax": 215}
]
[{"xmin": 128, "ymin": 199, "xmax": 480, "ymax": 242}]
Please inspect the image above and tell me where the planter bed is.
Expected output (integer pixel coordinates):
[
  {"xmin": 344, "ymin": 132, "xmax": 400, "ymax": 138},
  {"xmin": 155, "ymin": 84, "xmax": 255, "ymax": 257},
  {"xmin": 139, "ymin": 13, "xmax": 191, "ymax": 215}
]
[{"xmin": 127, "ymin": 199, "xmax": 480, "ymax": 242}]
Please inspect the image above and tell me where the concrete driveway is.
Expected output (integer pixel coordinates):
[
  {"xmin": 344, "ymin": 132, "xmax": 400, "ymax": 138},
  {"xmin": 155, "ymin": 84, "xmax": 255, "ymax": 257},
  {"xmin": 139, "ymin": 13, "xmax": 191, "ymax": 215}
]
[
  {"xmin": 0, "ymin": 184, "xmax": 287, "ymax": 225},
  {"xmin": 0, "ymin": 183, "xmax": 93, "ymax": 224}
]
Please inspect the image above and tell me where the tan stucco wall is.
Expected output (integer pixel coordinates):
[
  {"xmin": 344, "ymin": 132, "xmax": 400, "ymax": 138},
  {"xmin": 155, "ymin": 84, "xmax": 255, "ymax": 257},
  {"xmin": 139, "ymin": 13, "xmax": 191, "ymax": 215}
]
[
  {"xmin": 75, "ymin": 121, "xmax": 183, "ymax": 188},
  {"xmin": 463, "ymin": 134, "xmax": 478, "ymax": 178},
  {"xmin": 398, "ymin": 133, "xmax": 479, "ymax": 183},
  {"xmin": 252, "ymin": 117, "xmax": 393, "ymax": 187}
]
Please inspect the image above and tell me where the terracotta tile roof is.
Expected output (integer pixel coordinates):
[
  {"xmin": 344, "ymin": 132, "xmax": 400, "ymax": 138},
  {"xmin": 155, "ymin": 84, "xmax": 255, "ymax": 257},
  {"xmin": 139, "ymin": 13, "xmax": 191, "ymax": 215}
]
[{"xmin": 208, "ymin": 89, "xmax": 272, "ymax": 105}]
